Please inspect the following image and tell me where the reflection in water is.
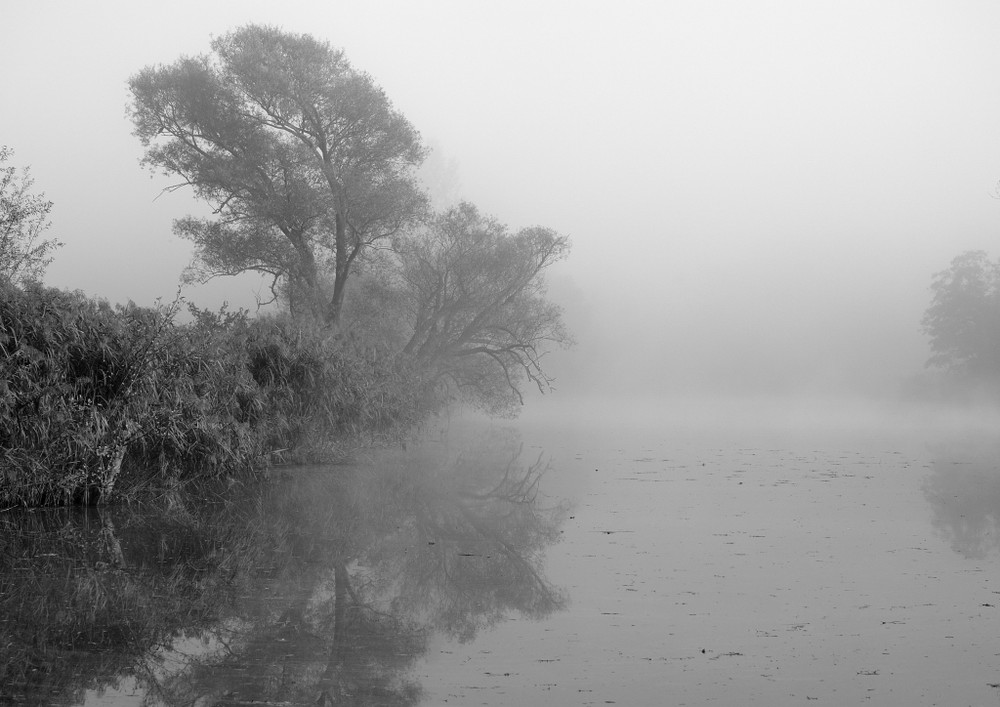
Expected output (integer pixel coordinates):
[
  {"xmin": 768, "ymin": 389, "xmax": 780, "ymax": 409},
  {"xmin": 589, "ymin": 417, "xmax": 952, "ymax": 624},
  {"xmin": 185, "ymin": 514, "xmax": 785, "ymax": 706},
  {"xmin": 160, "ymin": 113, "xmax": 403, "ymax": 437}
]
[
  {"xmin": 924, "ymin": 436, "xmax": 1000, "ymax": 559},
  {"xmin": 0, "ymin": 429, "xmax": 566, "ymax": 705}
]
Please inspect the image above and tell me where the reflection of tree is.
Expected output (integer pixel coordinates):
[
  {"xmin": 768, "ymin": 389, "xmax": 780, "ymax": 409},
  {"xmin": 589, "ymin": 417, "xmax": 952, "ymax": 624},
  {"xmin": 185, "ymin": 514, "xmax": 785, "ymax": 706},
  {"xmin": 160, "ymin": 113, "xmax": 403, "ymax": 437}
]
[
  {"xmin": 924, "ymin": 436, "xmax": 1000, "ymax": 559},
  {"xmin": 368, "ymin": 438, "xmax": 567, "ymax": 642},
  {"xmin": 150, "ymin": 469, "xmax": 431, "ymax": 707},
  {"xmin": 0, "ymin": 429, "xmax": 566, "ymax": 705}
]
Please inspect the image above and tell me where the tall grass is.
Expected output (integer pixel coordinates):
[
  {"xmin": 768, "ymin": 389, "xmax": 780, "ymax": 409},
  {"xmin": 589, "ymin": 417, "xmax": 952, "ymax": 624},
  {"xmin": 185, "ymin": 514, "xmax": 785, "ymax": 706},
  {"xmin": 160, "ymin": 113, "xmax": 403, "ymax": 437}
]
[{"xmin": 0, "ymin": 282, "xmax": 434, "ymax": 507}]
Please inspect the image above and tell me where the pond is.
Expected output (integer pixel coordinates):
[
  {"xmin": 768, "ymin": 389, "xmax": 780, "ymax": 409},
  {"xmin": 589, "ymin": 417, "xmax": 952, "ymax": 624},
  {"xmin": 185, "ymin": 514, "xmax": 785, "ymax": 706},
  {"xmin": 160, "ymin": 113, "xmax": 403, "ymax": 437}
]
[{"xmin": 3, "ymin": 398, "xmax": 1000, "ymax": 705}]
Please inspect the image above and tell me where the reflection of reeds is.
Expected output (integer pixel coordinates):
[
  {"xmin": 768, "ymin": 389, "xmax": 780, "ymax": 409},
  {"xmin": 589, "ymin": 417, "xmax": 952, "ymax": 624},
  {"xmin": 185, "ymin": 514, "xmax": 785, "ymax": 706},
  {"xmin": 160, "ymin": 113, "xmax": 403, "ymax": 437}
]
[
  {"xmin": 0, "ymin": 498, "xmax": 264, "ymax": 699},
  {"xmin": 2, "ymin": 429, "xmax": 568, "ymax": 703},
  {"xmin": 1, "ymin": 553, "xmax": 195, "ymax": 697}
]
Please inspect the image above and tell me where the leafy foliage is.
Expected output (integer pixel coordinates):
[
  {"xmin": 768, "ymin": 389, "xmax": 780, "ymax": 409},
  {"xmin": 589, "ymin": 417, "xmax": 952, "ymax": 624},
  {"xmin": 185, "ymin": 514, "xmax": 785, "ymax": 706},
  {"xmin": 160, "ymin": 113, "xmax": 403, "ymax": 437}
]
[
  {"xmin": 1, "ymin": 283, "xmax": 167, "ymax": 505},
  {"xmin": 239, "ymin": 314, "xmax": 432, "ymax": 461},
  {"xmin": 129, "ymin": 25, "xmax": 428, "ymax": 326},
  {"xmin": 394, "ymin": 203, "xmax": 571, "ymax": 415},
  {"xmin": 0, "ymin": 283, "xmax": 431, "ymax": 506},
  {"xmin": 0, "ymin": 146, "xmax": 61, "ymax": 285},
  {"xmin": 922, "ymin": 250, "xmax": 1000, "ymax": 383}
]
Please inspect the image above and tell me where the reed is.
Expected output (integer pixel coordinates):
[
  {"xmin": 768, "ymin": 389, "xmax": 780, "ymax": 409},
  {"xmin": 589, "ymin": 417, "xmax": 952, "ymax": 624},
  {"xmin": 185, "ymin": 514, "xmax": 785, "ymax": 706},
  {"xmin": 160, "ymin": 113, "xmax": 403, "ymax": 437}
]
[{"xmin": 0, "ymin": 284, "xmax": 436, "ymax": 506}]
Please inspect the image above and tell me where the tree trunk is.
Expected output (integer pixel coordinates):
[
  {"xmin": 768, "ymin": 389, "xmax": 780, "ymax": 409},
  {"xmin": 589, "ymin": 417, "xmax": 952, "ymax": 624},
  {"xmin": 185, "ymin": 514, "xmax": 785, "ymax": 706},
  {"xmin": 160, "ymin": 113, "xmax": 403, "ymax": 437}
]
[
  {"xmin": 315, "ymin": 560, "xmax": 351, "ymax": 701},
  {"xmin": 325, "ymin": 213, "xmax": 349, "ymax": 330}
]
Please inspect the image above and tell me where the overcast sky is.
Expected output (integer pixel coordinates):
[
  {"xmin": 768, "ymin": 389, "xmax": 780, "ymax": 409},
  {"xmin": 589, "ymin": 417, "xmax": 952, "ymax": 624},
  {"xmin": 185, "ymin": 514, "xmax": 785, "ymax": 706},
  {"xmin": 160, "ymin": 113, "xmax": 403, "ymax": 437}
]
[{"xmin": 3, "ymin": 1, "xmax": 1000, "ymax": 402}]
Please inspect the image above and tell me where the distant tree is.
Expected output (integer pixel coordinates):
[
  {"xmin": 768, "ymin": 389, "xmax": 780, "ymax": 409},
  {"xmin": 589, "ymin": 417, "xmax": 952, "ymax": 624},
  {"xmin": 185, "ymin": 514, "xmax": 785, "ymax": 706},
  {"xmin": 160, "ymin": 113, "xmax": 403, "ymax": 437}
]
[
  {"xmin": 0, "ymin": 147, "xmax": 61, "ymax": 285},
  {"xmin": 129, "ymin": 24, "xmax": 428, "ymax": 327},
  {"xmin": 394, "ymin": 203, "xmax": 571, "ymax": 415},
  {"xmin": 922, "ymin": 250, "xmax": 1000, "ymax": 381}
]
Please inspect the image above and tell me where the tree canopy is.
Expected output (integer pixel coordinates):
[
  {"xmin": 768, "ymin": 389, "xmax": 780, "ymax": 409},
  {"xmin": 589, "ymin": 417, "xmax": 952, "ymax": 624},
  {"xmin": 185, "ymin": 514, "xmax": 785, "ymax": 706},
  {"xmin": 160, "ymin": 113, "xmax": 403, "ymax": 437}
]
[
  {"xmin": 922, "ymin": 250, "xmax": 1000, "ymax": 382},
  {"xmin": 129, "ymin": 24, "xmax": 427, "ymax": 327},
  {"xmin": 130, "ymin": 25, "xmax": 572, "ymax": 416},
  {"xmin": 0, "ymin": 147, "xmax": 61, "ymax": 286},
  {"xmin": 393, "ymin": 203, "xmax": 571, "ymax": 414}
]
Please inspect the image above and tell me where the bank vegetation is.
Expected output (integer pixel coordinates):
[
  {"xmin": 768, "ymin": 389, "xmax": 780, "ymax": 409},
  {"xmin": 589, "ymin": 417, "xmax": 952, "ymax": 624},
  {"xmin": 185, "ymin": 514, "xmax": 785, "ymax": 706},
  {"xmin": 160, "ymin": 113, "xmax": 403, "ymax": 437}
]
[{"xmin": 0, "ymin": 25, "xmax": 571, "ymax": 507}]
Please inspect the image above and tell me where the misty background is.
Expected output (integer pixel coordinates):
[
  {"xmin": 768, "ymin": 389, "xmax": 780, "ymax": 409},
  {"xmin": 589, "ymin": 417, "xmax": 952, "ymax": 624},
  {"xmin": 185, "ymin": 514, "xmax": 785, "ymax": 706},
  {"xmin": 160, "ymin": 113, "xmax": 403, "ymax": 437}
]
[{"xmin": 4, "ymin": 0, "xmax": 1000, "ymax": 407}]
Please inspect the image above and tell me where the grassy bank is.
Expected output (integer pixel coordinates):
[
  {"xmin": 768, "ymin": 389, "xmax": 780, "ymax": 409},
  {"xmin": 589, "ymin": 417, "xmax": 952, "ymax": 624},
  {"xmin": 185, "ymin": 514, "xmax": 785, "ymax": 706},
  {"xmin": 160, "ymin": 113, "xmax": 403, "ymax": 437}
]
[{"xmin": 0, "ymin": 282, "xmax": 433, "ymax": 507}]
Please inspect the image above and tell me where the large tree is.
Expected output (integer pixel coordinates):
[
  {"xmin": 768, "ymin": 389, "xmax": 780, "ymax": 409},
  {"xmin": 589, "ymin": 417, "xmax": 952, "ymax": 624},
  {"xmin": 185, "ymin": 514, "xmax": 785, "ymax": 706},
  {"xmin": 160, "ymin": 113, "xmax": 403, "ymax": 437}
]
[
  {"xmin": 393, "ymin": 203, "xmax": 571, "ymax": 414},
  {"xmin": 922, "ymin": 250, "xmax": 1000, "ymax": 381},
  {"xmin": 0, "ymin": 147, "xmax": 61, "ymax": 286},
  {"xmin": 129, "ymin": 25, "xmax": 427, "ymax": 327}
]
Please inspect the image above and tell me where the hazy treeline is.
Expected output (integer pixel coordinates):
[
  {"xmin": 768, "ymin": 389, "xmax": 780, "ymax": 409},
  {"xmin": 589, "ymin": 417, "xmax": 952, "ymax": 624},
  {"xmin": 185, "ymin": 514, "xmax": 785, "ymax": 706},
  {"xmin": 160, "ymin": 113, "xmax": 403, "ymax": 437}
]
[{"xmin": 913, "ymin": 249, "xmax": 1000, "ymax": 403}]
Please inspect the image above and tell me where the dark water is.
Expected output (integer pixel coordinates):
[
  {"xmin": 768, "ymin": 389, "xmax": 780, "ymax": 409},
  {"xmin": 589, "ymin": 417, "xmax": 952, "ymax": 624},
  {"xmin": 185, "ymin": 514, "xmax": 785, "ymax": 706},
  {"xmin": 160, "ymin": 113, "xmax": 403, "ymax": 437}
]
[{"xmin": 4, "ymin": 400, "xmax": 1000, "ymax": 705}]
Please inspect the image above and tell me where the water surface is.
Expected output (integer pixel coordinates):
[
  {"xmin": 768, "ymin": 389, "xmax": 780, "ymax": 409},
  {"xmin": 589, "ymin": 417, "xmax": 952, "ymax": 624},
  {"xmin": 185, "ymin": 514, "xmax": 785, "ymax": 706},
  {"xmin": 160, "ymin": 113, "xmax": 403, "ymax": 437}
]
[
  {"xmin": 1, "ymin": 428, "xmax": 564, "ymax": 705},
  {"xmin": 3, "ymin": 399, "xmax": 999, "ymax": 705},
  {"xmin": 415, "ymin": 401, "xmax": 1000, "ymax": 705}
]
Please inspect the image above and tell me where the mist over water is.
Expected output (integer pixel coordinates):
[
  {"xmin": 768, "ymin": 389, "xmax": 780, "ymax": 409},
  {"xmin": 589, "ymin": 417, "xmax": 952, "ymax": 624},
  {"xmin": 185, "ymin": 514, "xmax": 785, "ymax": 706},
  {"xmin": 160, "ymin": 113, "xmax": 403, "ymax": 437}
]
[
  {"xmin": 414, "ymin": 399, "xmax": 1000, "ymax": 705},
  {"xmin": 513, "ymin": 387, "xmax": 1000, "ymax": 457}
]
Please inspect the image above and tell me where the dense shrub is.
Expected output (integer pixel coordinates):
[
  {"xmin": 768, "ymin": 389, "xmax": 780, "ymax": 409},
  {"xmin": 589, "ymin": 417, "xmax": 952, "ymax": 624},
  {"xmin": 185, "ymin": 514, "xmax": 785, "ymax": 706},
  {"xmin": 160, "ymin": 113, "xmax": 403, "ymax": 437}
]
[
  {"xmin": 121, "ymin": 304, "xmax": 267, "ymax": 485},
  {"xmin": 0, "ymin": 282, "xmax": 172, "ymax": 505},
  {"xmin": 240, "ymin": 314, "xmax": 431, "ymax": 462},
  {"xmin": 0, "ymin": 284, "xmax": 435, "ymax": 507}
]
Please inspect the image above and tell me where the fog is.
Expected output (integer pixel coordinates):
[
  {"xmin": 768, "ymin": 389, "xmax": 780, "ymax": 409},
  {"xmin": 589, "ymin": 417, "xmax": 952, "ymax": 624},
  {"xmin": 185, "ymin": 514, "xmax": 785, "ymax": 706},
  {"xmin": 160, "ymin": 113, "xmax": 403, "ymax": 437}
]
[{"xmin": 4, "ymin": 1, "xmax": 1000, "ymax": 408}]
